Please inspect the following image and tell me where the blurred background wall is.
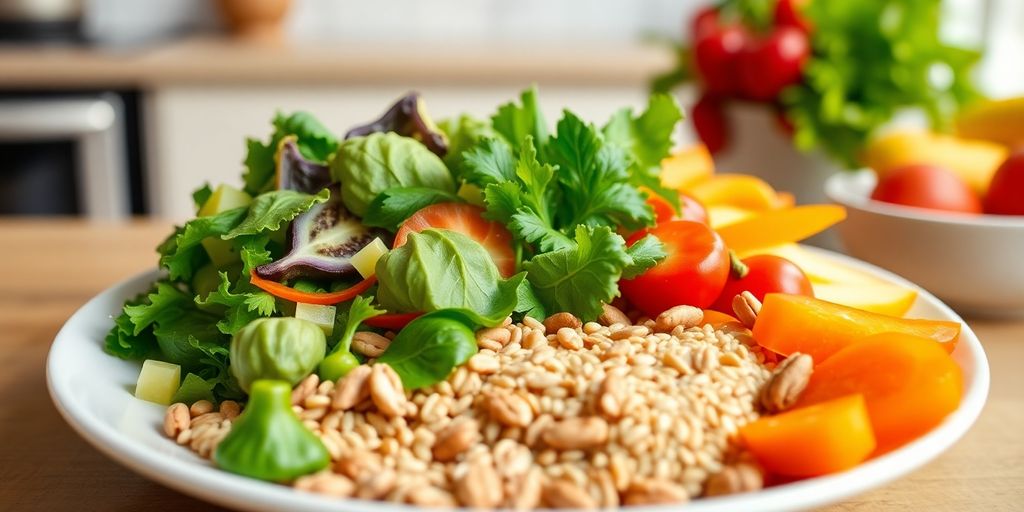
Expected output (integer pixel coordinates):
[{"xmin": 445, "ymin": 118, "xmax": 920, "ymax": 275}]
[{"xmin": 0, "ymin": 0, "xmax": 1021, "ymax": 220}]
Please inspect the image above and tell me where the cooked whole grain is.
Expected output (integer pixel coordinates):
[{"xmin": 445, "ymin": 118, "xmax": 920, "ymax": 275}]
[{"xmin": 166, "ymin": 316, "xmax": 776, "ymax": 508}]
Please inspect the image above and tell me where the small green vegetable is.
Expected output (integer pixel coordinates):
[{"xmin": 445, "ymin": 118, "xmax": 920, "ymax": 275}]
[
  {"xmin": 378, "ymin": 309, "xmax": 478, "ymax": 389},
  {"xmin": 243, "ymin": 111, "xmax": 339, "ymax": 196},
  {"xmin": 229, "ymin": 317, "xmax": 326, "ymax": 393},
  {"xmin": 375, "ymin": 229, "xmax": 523, "ymax": 326},
  {"xmin": 214, "ymin": 379, "xmax": 329, "ymax": 481},
  {"xmin": 331, "ymin": 132, "xmax": 455, "ymax": 217},
  {"xmin": 318, "ymin": 295, "xmax": 384, "ymax": 382}
]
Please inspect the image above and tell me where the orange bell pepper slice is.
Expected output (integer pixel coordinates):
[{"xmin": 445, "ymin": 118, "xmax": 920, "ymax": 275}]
[
  {"xmin": 687, "ymin": 174, "xmax": 784, "ymax": 211},
  {"xmin": 701, "ymin": 309, "xmax": 743, "ymax": 330},
  {"xmin": 741, "ymin": 394, "xmax": 876, "ymax": 477},
  {"xmin": 660, "ymin": 144, "xmax": 714, "ymax": 190},
  {"xmin": 795, "ymin": 333, "xmax": 963, "ymax": 454},
  {"xmin": 249, "ymin": 270, "xmax": 376, "ymax": 305},
  {"xmin": 752, "ymin": 293, "xmax": 960, "ymax": 362},
  {"xmin": 716, "ymin": 204, "xmax": 847, "ymax": 255}
]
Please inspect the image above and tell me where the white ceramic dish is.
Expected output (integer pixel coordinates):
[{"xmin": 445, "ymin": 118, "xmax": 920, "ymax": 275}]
[
  {"xmin": 48, "ymin": 249, "xmax": 989, "ymax": 512},
  {"xmin": 825, "ymin": 170, "xmax": 1024, "ymax": 317}
]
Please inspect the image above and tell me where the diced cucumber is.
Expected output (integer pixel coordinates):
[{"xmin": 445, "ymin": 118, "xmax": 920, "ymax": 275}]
[
  {"xmin": 295, "ymin": 303, "xmax": 337, "ymax": 337},
  {"xmin": 201, "ymin": 237, "xmax": 241, "ymax": 267},
  {"xmin": 457, "ymin": 182, "xmax": 485, "ymax": 206},
  {"xmin": 350, "ymin": 238, "xmax": 389, "ymax": 279},
  {"xmin": 198, "ymin": 184, "xmax": 251, "ymax": 218},
  {"xmin": 135, "ymin": 359, "xmax": 181, "ymax": 405}
]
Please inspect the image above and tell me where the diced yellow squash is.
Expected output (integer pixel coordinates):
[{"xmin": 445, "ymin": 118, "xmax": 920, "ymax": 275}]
[
  {"xmin": 457, "ymin": 183, "xmax": 485, "ymax": 206},
  {"xmin": 350, "ymin": 238, "xmax": 389, "ymax": 279},
  {"xmin": 812, "ymin": 282, "xmax": 917, "ymax": 317},
  {"xmin": 863, "ymin": 131, "xmax": 1007, "ymax": 195},
  {"xmin": 198, "ymin": 184, "xmax": 251, "ymax": 217},
  {"xmin": 707, "ymin": 205, "xmax": 756, "ymax": 229},
  {"xmin": 135, "ymin": 359, "xmax": 181, "ymax": 405},
  {"xmin": 295, "ymin": 303, "xmax": 337, "ymax": 336}
]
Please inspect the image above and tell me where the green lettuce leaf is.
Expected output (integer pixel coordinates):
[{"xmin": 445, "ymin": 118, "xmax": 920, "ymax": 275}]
[
  {"xmin": 223, "ymin": 189, "xmax": 329, "ymax": 239},
  {"xmin": 160, "ymin": 207, "xmax": 248, "ymax": 281},
  {"xmin": 331, "ymin": 132, "xmax": 456, "ymax": 217},
  {"xmin": 124, "ymin": 282, "xmax": 192, "ymax": 335},
  {"xmin": 243, "ymin": 112, "xmax": 339, "ymax": 196},
  {"xmin": 195, "ymin": 272, "xmax": 276, "ymax": 335},
  {"xmin": 437, "ymin": 114, "xmax": 496, "ymax": 179}
]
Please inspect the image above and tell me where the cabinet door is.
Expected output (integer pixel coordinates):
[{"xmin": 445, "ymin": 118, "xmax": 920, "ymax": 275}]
[{"xmin": 145, "ymin": 84, "xmax": 647, "ymax": 219}]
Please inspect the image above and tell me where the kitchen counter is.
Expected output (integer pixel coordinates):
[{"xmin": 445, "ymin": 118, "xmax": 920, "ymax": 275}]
[
  {"xmin": 1, "ymin": 218, "xmax": 1021, "ymax": 511},
  {"xmin": 0, "ymin": 36, "xmax": 672, "ymax": 88}
]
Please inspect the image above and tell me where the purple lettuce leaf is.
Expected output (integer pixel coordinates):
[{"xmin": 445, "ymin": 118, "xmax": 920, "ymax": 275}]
[
  {"xmin": 344, "ymin": 92, "xmax": 449, "ymax": 157},
  {"xmin": 275, "ymin": 138, "xmax": 332, "ymax": 194}
]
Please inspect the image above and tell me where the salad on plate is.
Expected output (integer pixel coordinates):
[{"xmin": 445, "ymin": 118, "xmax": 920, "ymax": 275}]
[{"xmin": 104, "ymin": 87, "xmax": 966, "ymax": 509}]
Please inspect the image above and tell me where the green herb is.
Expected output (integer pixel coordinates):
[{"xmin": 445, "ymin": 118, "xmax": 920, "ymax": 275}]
[
  {"xmin": 319, "ymin": 295, "xmax": 384, "ymax": 382},
  {"xmin": 171, "ymin": 373, "xmax": 217, "ymax": 405},
  {"xmin": 159, "ymin": 208, "xmax": 248, "ymax": 281},
  {"xmin": 195, "ymin": 272, "xmax": 276, "ymax": 335},
  {"xmin": 375, "ymin": 229, "xmax": 523, "ymax": 326},
  {"xmin": 362, "ymin": 187, "xmax": 464, "ymax": 232},
  {"xmin": 214, "ymin": 380, "xmax": 330, "ymax": 481},
  {"xmin": 243, "ymin": 112, "xmax": 338, "ymax": 196},
  {"xmin": 377, "ymin": 310, "xmax": 478, "ymax": 389},
  {"xmin": 603, "ymin": 94, "xmax": 684, "ymax": 211},
  {"xmin": 330, "ymin": 132, "xmax": 456, "ymax": 216},
  {"xmin": 491, "ymin": 85, "xmax": 549, "ymax": 152},
  {"xmin": 191, "ymin": 183, "xmax": 213, "ymax": 213},
  {"xmin": 524, "ymin": 226, "xmax": 635, "ymax": 321},
  {"xmin": 622, "ymin": 234, "xmax": 668, "ymax": 279}
]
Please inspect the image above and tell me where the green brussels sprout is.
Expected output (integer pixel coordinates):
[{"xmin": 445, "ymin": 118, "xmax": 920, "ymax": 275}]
[
  {"xmin": 230, "ymin": 317, "xmax": 326, "ymax": 393},
  {"xmin": 214, "ymin": 379, "xmax": 329, "ymax": 481}
]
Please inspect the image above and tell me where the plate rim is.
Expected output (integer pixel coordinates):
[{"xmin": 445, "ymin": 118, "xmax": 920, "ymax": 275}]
[{"xmin": 46, "ymin": 248, "xmax": 991, "ymax": 512}]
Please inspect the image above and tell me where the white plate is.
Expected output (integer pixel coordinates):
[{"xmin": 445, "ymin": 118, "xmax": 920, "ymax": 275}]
[{"xmin": 47, "ymin": 248, "xmax": 990, "ymax": 512}]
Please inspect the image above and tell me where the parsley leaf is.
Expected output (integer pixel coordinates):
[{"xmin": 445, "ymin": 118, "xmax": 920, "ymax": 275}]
[
  {"xmin": 195, "ymin": 272, "xmax": 276, "ymax": 335},
  {"xmin": 622, "ymin": 234, "xmax": 668, "ymax": 279},
  {"xmin": 524, "ymin": 226, "xmax": 633, "ymax": 321},
  {"xmin": 491, "ymin": 86, "xmax": 549, "ymax": 153}
]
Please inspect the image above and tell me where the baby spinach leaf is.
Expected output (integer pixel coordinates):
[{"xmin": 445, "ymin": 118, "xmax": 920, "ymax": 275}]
[
  {"xmin": 524, "ymin": 226, "xmax": 633, "ymax": 321},
  {"xmin": 378, "ymin": 309, "xmax": 478, "ymax": 389},
  {"xmin": 362, "ymin": 187, "xmax": 464, "ymax": 232},
  {"xmin": 375, "ymin": 229, "xmax": 523, "ymax": 326},
  {"xmin": 331, "ymin": 132, "xmax": 455, "ymax": 217},
  {"xmin": 223, "ymin": 189, "xmax": 329, "ymax": 240}
]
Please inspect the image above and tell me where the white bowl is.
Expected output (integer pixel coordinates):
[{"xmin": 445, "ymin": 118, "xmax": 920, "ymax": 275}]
[
  {"xmin": 48, "ymin": 258, "xmax": 989, "ymax": 512},
  {"xmin": 825, "ymin": 170, "xmax": 1024, "ymax": 317}
]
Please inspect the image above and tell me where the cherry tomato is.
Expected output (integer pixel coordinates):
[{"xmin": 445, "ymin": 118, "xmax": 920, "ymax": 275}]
[
  {"xmin": 694, "ymin": 25, "xmax": 750, "ymax": 95},
  {"xmin": 737, "ymin": 27, "xmax": 809, "ymax": 101},
  {"xmin": 395, "ymin": 202, "xmax": 518, "ymax": 276},
  {"xmin": 691, "ymin": 6, "xmax": 720, "ymax": 41},
  {"xmin": 871, "ymin": 164, "xmax": 982, "ymax": 215},
  {"xmin": 774, "ymin": 105, "xmax": 796, "ymax": 138},
  {"xmin": 710, "ymin": 255, "xmax": 814, "ymax": 313},
  {"xmin": 645, "ymin": 192, "xmax": 708, "ymax": 225},
  {"xmin": 620, "ymin": 220, "xmax": 730, "ymax": 316},
  {"xmin": 774, "ymin": 0, "xmax": 812, "ymax": 33},
  {"xmin": 693, "ymin": 93, "xmax": 730, "ymax": 155},
  {"xmin": 984, "ymin": 151, "xmax": 1024, "ymax": 216}
]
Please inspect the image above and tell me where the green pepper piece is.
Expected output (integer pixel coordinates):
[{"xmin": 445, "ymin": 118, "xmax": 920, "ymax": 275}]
[
  {"xmin": 214, "ymin": 379, "xmax": 329, "ymax": 481},
  {"xmin": 319, "ymin": 351, "xmax": 360, "ymax": 382}
]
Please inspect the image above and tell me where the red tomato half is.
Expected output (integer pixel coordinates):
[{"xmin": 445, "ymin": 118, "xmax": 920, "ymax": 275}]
[
  {"xmin": 394, "ymin": 203, "xmax": 517, "ymax": 277},
  {"xmin": 871, "ymin": 164, "xmax": 982, "ymax": 215},
  {"xmin": 620, "ymin": 220, "xmax": 730, "ymax": 316},
  {"xmin": 985, "ymin": 151, "xmax": 1024, "ymax": 216},
  {"xmin": 710, "ymin": 254, "xmax": 814, "ymax": 313}
]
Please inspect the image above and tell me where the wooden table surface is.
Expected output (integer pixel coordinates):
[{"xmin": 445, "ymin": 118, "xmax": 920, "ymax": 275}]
[{"xmin": 1, "ymin": 219, "xmax": 1021, "ymax": 511}]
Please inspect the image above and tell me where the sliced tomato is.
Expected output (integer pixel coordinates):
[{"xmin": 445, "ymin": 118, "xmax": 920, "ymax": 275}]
[
  {"xmin": 363, "ymin": 312, "xmax": 422, "ymax": 330},
  {"xmin": 645, "ymin": 191, "xmax": 709, "ymax": 226},
  {"xmin": 394, "ymin": 203, "xmax": 517, "ymax": 277}
]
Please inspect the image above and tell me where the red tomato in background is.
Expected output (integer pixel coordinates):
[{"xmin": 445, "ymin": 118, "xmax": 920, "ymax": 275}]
[
  {"xmin": 691, "ymin": 6, "xmax": 720, "ymax": 41},
  {"xmin": 871, "ymin": 164, "xmax": 983, "ymax": 214},
  {"xmin": 394, "ymin": 202, "xmax": 518, "ymax": 276},
  {"xmin": 774, "ymin": 0, "xmax": 812, "ymax": 33},
  {"xmin": 984, "ymin": 151, "xmax": 1024, "ymax": 216},
  {"xmin": 620, "ymin": 220, "xmax": 730, "ymax": 316},
  {"xmin": 694, "ymin": 25, "xmax": 750, "ymax": 95},
  {"xmin": 693, "ymin": 93, "xmax": 730, "ymax": 154},
  {"xmin": 646, "ymin": 192, "xmax": 709, "ymax": 225},
  {"xmin": 737, "ymin": 27, "xmax": 810, "ymax": 101},
  {"xmin": 710, "ymin": 255, "xmax": 814, "ymax": 313}
]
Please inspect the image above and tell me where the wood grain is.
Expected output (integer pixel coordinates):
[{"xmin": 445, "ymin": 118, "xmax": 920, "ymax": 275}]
[{"xmin": 0, "ymin": 219, "xmax": 1020, "ymax": 511}]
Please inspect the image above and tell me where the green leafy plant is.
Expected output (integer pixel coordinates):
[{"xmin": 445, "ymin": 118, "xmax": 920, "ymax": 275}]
[{"xmin": 377, "ymin": 309, "xmax": 479, "ymax": 389}]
